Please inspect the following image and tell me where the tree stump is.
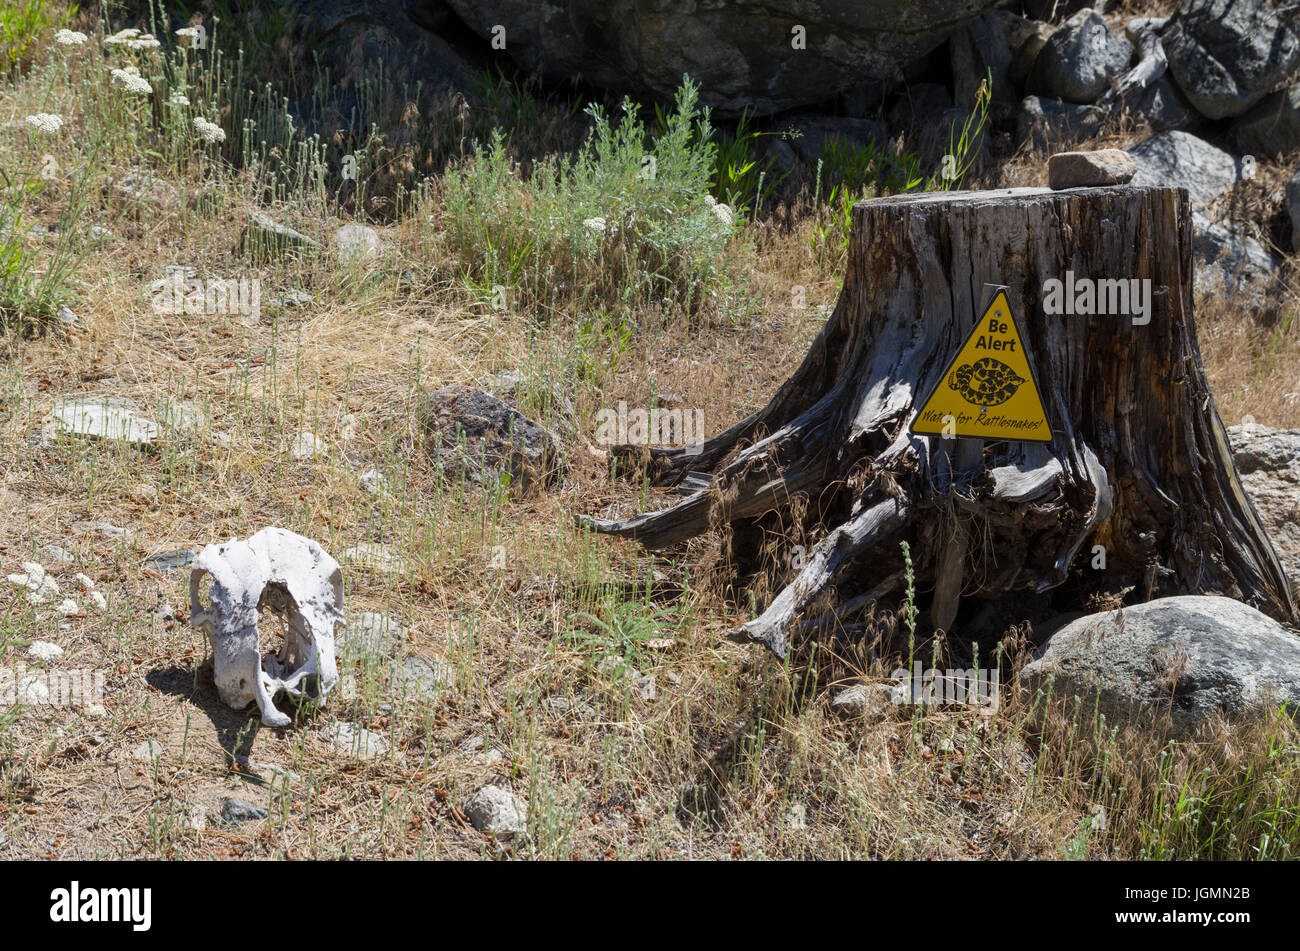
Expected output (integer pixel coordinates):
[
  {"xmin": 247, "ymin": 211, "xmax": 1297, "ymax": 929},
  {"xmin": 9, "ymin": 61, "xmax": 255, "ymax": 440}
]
[{"xmin": 580, "ymin": 186, "xmax": 1297, "ymax": 656}]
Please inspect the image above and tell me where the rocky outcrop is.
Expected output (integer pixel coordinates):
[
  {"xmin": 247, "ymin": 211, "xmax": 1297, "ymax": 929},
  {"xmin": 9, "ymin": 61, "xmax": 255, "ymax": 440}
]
[
  {"xmin": 440, "ymin": 0, "xmax": 1007, "ymax": 118},
  {"xmin": 1162, "ymin": 0, "xmax": 1300, "ymax": 120}
]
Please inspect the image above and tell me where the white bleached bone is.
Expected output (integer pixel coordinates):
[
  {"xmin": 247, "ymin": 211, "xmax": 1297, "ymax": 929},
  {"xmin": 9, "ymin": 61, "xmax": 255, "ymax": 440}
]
[{"xmin": 189, "ymin": 527, "xmax": 343, "ymax": 727}]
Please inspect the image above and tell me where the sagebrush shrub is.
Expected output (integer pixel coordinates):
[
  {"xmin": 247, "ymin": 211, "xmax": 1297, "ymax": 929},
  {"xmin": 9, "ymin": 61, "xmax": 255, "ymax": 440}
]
[{"xmin": 441, "ymin": 78, "xmax": 735, "ymax": 320}]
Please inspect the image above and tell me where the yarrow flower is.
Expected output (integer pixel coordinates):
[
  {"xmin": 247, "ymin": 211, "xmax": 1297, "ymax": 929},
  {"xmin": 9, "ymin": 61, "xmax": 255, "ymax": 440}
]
[
  {"xmin": 54, "ymin": 29, "xmax": 88, "ymax": 45},
  {"xmin": 582, "ymin": 216, "xmax": 607, "ymax": 233},
  {"xmin": 707, "ymin": 197, "xmax": 734, "ymax": 226},
  {"xmin": 104, "ymin": 28, "xmax": 160, "ymax": 50},
  {"xmin": 192, "ymin": 116, "xmax": 225, "ymax": 144},
  {"xmin": 110, "ymin": 65, "xmax": 153, "ymax": 95},
  {"xmin": 175, "ymin": 26, "xmax": 204, "ymax": 46},
  {"xmin": 24, "ymin": 113, "xmax": 64, "ymax": 134},
  {"xmin": 168, "ymin": 90, "xmax": 191, "ymax": 106}
]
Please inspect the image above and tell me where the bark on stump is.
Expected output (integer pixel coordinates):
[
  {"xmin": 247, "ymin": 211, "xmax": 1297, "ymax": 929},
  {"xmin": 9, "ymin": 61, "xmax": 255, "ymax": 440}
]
[{"xmin": 580, "ymin": 186, "xmax": 1297, "ymax": 656}]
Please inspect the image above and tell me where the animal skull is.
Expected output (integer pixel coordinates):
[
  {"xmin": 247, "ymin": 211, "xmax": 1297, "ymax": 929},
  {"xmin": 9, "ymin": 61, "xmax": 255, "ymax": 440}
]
[{"xmin": 189, "ymin": 527, "xmax": 343, "ymax": 727}]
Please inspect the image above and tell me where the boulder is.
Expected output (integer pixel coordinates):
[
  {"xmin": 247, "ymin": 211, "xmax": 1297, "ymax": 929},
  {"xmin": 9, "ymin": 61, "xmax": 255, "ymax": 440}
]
[
  {"xmin": 1127, "ymin": 75, "xmax": 1195, "ymax": 133},
  {"xmin": 1163, "ymin": 0, "xmax": 1300, "ymax": 120},
  {"xmin": 1289, "ymin": 167, "xmax": 1300, "ymax": 249},
  {"xmin": 441, "ymin": 0, "xmax": 1007, "ymax": 118},
  {"xmin": 1023, "ymin": 596, "xmax": 1300, "ymax": 735},
  {"xmin": 1009, "ymin": 21, "xmax": 1054, "ymax": 87},
  {"xmin": 1230, "ymin": 84, "xmax": 1300, "ymax": 158},
  {"xmin": 950, "ymin": 10, "xmax": 1043, "ymax": 122},
  {"xmin": 1030, "ymin": 9, "xmax": 1133, "ymax": 104},
  {"xmin": 1126, "ymin": 130, "xmax": 1240, "ymax": 211},
  {"xmin": 887, "ymin": 83, "xmax": 955, "ymax": 134},
  {"xmin": 295, "ymin": 0, "xmax": 474, "ymax": 91},
  {"xmin": 420, "ymin": 386, "xmax": 563, "ymax": 492},
  {"xmin": 1228, "ymin": 424, "xmax": 1300, "ymax": 597},
  {"xmin": 1017, "ymin": 96, "xmax": 1105, "ymax": 152},
  {"xmin": 1192, "ymin": 213, "xmax": 1279, "ymax": 308}
]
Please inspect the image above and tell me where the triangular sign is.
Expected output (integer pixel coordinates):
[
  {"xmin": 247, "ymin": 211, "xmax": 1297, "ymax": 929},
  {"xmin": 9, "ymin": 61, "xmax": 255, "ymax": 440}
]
[{"xmin": 910, "ymin": 289, "xmax": 1052, "ymax": 443}]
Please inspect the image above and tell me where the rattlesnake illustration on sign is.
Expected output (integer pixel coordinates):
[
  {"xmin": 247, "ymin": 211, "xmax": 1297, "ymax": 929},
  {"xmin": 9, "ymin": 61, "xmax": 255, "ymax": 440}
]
[{"xmin": 947, "ymin": 357, "xmax": 1026, "ymax": 407}]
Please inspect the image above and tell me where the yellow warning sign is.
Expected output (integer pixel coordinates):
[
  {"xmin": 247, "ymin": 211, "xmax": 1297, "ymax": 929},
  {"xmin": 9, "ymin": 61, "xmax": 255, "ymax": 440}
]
[{"xmin": 910, "ymin": 289, "xmax": 1051, "ymax": 442}]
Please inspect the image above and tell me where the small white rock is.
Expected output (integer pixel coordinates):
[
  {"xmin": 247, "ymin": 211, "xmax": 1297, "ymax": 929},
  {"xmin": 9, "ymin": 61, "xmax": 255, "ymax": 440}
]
[
  {"xmin": 291, "ymin": 431, "xmax": 326, "ymax": 460},
  {"xmin": 27, "ymin": 640, "xmax": 64, "ymax": 661}
]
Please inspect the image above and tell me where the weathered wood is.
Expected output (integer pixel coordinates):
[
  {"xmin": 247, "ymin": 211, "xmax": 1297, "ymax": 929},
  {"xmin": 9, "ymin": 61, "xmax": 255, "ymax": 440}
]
[{"xmin": 580, "ymin": 185, "xmax": 1297, "ymax": 656}]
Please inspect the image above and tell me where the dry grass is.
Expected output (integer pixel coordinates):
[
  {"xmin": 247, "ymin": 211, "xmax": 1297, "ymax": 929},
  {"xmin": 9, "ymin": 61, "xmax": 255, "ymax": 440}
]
[{"xmin": 0, "ymin": 5, "xmax": 1298, "ymax": 862}]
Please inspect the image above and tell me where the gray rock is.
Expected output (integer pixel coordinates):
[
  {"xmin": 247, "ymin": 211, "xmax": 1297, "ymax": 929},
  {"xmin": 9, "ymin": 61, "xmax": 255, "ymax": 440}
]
[
  {"xmin": 1230, "ymin": 425, "xmax": 1300, "ymax": 475},
  {"xmin": 1231, "ymin": 84, "xmax": 1300, "ymax": 159},
  {"xmin": 1009, "ymin": 21, "xmax": 1054, "ymax": 87},
  {"xmin": 951, "ymin": 10, "xmax": 1043, "ymax": 123},
  {"xmin": 420, "ymin": 385, "xmax": 564, "ymax": 492},
  {"xmin": 542, "ymin": 695, "xmax": 598, "ymax": 718},
  {"xmin": 242, "ymin": 213, "xmax": 318, "ymax": 260},
  {"xmin": 1021, "ymin": 0, "xmax": 1111, "ymax": 19},
  {"xmin": 48, "ymin": 397, "xmax": 159, "ymax": 447},
  {"xmin": 145, "ymin": 549, "xmax": 195, "ymax": 572},
  {"xmin": 887, "ymin": 83, "xmax": 954, "ymax": 137},
  {"xmin": 1030, "ymin": 9, "xmax": 1133, "ymax": 104},
  {"xmin": 300, "ymin": 0, "xmax": 473, "ymax": 93},
  {"xmin": 1017, "ymin": 96, "xmax": 1106, "ymax": 152},
  {"xmin": 1023, "ymin": 596, "xmax": 1300, "ymax": 735},
  {"xmin": 1289, "ymin": 168, "xmax": 1300, "ymax": 250},
  {"xmin": 69, "ymin": 520, "xmax": 135, "ymax": 543},
  {"xmin": 441, "ymin": 0, "xmax": 1005, "ymax": 118},
  {"xmin": 391, "ymin": 655, "xmax": 454, "ymax": 698},
  {"xmin": 1163, "ymin": 0, "xmax": 1300, "ymax": 120},
  {"xmin": 279, "ymin": 288, "xmax": 314, "ymax": 308},
  {"xmin": 1228, "ymin": 425, "xmax": 1300, "ymax": 596},
  {"xmin": 129, "ymin": 740, "xmax": 163, "ymax": 761},
  {"xmin": 341, "ymin": 611, "xmax": 407, "ymax": 658},
  {"xmin": 464, "ymin": 785, "xmax": 526, "ymax": 836},
  {"xmin": 334, "ymin": 223, "xmax": 383, "ymax": 261},
  {"xmin": 1192, "ymin": 213, "xmax": 1279, "ymax": 308},
  {"xmin": 114, "ymin": 172, "xmax": 179, "ymax": 206},
  {"xmin": 330, "ymin": 721, "xmax": 389, "ymax": 759},
  {"xmin": 1128, "ymin": 76, "xmax": 1196, "ymax": 133},
  {"xmin": 1048, "ymin": 149, "xmax": 1137, "ymax": 188},
  {"xmin": 1126, "ymin": 131, "xmax": 1240, "ymax": 211},
  {"xmin": 831, "ymin": 682, "xmax": 896, "ymax": 717},
  {"xmin": 219, "ymin": 798, "xmax": 268, "ymax": 824},
  {"xmin": 41, "ymin": 545, "xmax": 73, "ymax": 565},
  {"xmin": 158, "ymin": 400, "xmax": 209, "ymax": 433},
  {"xmin": 491, "ymin": 370, "xmax": 577, "ymax": 442}
]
